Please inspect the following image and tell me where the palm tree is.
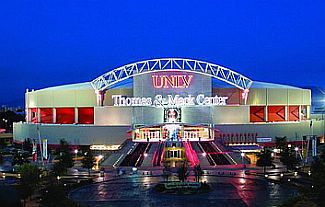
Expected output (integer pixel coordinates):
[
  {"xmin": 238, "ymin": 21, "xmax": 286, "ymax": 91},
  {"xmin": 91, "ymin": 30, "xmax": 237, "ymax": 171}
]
[
  {"xmin": 256, "ymin": 148, "xmax": 273, "ymax": 174},
  {"xmin": 275, "ymin": 136, "xmax": 287, "ymax": 152},
  {"xmin": 162, "ymin": 161, "xmax": 171, "ymax": 182},
  {"xmin": 54, "ymin": 139, "xmax": 74, "ymax": 174},
  {"xmin": 280, "ymin": 146, "xmax": 299, "ymax": 172},
  {"xmin": 81, "ymin": 150, "xmax": 96, "ymax": 176},
  {"xmin": 177, "ymin": 162, "xmax": 190, "ymax": 182},
  {"xmin": 194, "ymin": 164, "xmax": 204, "ymax": 182}
]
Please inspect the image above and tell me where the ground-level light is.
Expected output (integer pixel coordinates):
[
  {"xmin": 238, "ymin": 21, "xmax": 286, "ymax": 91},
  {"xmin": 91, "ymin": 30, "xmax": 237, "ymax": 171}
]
[{"xmin": 94, "ymin": 155, "xmax": 104, "ymax": 170}]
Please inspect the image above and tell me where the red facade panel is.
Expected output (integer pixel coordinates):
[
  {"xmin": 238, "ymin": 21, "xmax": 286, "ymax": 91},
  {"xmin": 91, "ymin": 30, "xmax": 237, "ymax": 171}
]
[
  {"xmin": 78, "ymin": 107, "xmax": 94, "ymax": 124},
  {"xmin": 289, "ymin": 106, "xmax": 299, "ymax": 121},
  {"xmin": 268, "ymin": 106, "xmax": 285, "ymax": 122},
  {"xmin": 29, "ymin": 108, "xmax": 38, "ymax": 123},
  {"xmin": 56, "ymin": 108, "xmax": 75, "ymax": 124},
  {"xmin": 250, "ymin": 106, "xmax": 265, "ymax": 122},
  {"xmin": 40, "ymin": 108, "xmax": 53, "ymax": 123}
]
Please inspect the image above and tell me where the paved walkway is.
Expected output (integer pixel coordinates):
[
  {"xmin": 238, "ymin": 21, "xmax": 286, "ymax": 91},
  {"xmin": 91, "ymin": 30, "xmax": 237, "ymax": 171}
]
[{"xmin": 70, "ymin": 172, "xmax": 298, "ymax": 207}]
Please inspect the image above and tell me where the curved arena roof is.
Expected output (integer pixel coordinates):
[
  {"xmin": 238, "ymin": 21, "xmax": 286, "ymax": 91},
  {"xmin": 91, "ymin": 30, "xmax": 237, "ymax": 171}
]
[
  {"xmin": 34, "ymin": 80, "xmax": 302, "ymax": 92},
  {"xmin": 31, "ymin": 58, "xmax": 302, "ymax": 92}
]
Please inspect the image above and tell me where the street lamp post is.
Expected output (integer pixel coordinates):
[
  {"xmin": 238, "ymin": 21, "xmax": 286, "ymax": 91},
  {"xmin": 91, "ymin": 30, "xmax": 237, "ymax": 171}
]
[
  {"xmin": 294, "ymin": 147, "xmax": 299, "ymax": 159},
  {"xmin": 96, "ymin": 154, "xmax": 104, "ymax": 170},
  {"xmin": 241, "ymin": 152, "xmax": 245, "ymax": 169},
  {"xmin": 74, "ymin": 149, "xmax": 78, "ymax": 159}
]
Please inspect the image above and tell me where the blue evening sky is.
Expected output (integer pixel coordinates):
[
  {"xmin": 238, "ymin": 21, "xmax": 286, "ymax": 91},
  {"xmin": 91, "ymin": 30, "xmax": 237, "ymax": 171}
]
[{"xmin": 0, "ymin": 0, "xmax": 324, "ymax": 105}]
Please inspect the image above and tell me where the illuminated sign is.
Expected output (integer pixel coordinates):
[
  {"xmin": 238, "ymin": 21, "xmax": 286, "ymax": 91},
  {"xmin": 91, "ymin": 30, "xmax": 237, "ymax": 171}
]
[
  {"xmin": 164, "ymin": 108, "xmax": 181, "ymax": 123},
  {"xmin": 90, "ymin": 144, "xmax": 121, "ymax": 151},
  {"xmin": 256, "ymin": 137, "xmax": 272, "ymax": 143},
  {"xmin": 152, "ymin": 74, "xmax": 193, "ymax": 88},
  {"xmin": 112, "ymin": 94, "xmax": 228, "ymax": 107}
]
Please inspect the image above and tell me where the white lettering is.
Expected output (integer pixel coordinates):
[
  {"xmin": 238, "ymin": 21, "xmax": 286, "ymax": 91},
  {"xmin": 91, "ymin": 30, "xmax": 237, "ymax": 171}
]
[{"xmin": 111, "ymin": 94, "xmax": 228, "ymax": 107}]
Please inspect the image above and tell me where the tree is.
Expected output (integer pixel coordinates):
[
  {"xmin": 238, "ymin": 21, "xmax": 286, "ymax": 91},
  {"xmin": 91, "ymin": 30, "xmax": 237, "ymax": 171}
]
[
  {"xmin": 17, "ymin": 163, "xmax": 40, "ymax": 200},
  {"xmin": 54, "ymin": 139, "xmax": 73, "ymax": 175},
  {"xmin": 0, "ymin": 110, "xmax": 24, "ymax": 132},
  {"xmin": 280, "ymin": 146, "xmax": 299, "ymax": 171},
  {"xmin": 81, "ymin": 150, "xmax": 95, "ymax": 176},
  {"xmin": 22, "ymin": 138, "xmax": 32, "ymax": 153},
  {"xmin": 256, "ymin": 148, "xmax": 273, "ymax": 174},
  {"xmin": 0, "ymin": 140, "xmax": 6, "ymax": 149},
  {"xmin": 194, "ymin": 164, "xmax": 204, "ymax": 182},
  {"xmin": 12, "ymin": 151, "xmax": 28, "ymax": 166},
  {"xmin": 18, "ymin": 163, "xmax": 40, "ymax": 188},
  {"xmin": 310, "ymin": 146, "xmax": 325, "ymax": 204},
  {"xmin": 275, "ymin": 136, "xmax": 287, "ymax": 152},
  {"xmin": 53, "ymin": 161, "xmax": 66, "ymax": 176},
  {"xmin": 162, "ymin": 161, "xmax": 171, "ymax": 182},
  {"xmin": 177, "ymin": 162, "xmax": 190, "ymax": 182}
]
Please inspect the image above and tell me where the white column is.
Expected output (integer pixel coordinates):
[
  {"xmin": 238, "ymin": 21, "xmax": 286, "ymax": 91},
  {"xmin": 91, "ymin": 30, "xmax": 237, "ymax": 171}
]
[
  {"xmin": 53, "ymin": 108, "xmax": 56, "ymax": 124},
  {"xmin": 299, "ymin": 105, "xmax": 302, "ymax": 122},
  {"xmin": 265, "ymin": 106, "xmax": 268, "ymax": 122},
  {"xmin": 37, "ymin": 108, "xmax": 41, "ymax": 123},
  {"xmin": 285, "ymin": 106, "xmax": 288, "ymax": 121},
  {"xmin": 26, "ymin": 108, "xmax": 30, "ymax": 123},
  {"xmin": 75, "ymin": 108, "xmax": 78, "ymax": 124}
]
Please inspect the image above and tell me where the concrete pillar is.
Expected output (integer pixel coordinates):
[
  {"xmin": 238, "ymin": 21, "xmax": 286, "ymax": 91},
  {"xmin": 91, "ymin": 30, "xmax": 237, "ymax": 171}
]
[
  {"xmin": 75, "ymin": 107, "xmax": 78, "ymax": 124},
  {"xmin": 307, "ymin": 106, "xmax": 311, "ymax": 119},
  {"xmin": 37, "ymin": 108, "xmax": 41, "ymax": 123},
  {"xmin": 285, "ymin": 106, "xmax": 289, "ymax": 121},
  {"xmin": 26, "ymin": 108, "xmax": 29, "ymax": 123},
  {"xmin": 265, "ymin": 106, "xmax": 268, "ymax": 122},
  {"xmin": 53, "ymin": 108, "xmax": 56, "ymax": 124},
  {"xmin": 299, "ymin": 105, "xmax": 302, "ymax": 122}
]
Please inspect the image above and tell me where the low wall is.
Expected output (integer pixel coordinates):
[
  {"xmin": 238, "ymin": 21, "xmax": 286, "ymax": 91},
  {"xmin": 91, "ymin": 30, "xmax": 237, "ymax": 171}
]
[{"xmin": 13, "ymin": 122, "xmax": 130, "ymax": 145}]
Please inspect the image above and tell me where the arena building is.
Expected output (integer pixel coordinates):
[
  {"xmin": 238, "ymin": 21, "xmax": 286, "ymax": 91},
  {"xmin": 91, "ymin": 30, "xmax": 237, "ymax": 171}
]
[{"xmin": 13, "ymin": 58, "xmax": 324, "ymax": 151}]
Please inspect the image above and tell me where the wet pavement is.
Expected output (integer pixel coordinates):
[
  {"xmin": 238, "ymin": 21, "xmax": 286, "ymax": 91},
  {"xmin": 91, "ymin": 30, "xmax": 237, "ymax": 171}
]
[{"xmin": 69, "ymin": 174, "xmax": 298, "ymax": 207}]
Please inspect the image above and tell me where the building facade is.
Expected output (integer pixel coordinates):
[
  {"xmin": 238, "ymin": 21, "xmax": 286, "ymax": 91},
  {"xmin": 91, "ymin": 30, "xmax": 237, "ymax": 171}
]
[{"xmin": 13, "ymin": 58, "xmax": 323, "ymax": 148}]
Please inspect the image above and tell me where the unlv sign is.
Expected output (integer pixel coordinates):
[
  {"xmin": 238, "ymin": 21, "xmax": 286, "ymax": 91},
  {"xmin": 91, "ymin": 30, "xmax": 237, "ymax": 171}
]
[{"xmin": 152, "ymin": 74, "xmax": 193, "ymax": 89}]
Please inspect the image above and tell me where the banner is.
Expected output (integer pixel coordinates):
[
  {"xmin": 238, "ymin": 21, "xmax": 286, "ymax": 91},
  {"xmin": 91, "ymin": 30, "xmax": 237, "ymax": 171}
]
[
  {"xmin": 42, "ymin": 139, "xmax": 48, "ymax": 160},
  {"xmin": 32, "ymin": 139, "xmax": 37, "ymax": 162}
]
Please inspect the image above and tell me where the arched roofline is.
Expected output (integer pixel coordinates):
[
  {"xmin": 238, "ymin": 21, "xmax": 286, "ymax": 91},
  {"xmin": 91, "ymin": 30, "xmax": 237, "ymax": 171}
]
[{"xmin": 91, "ymin": 58, "xmax": 253, "ymax": 91}]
